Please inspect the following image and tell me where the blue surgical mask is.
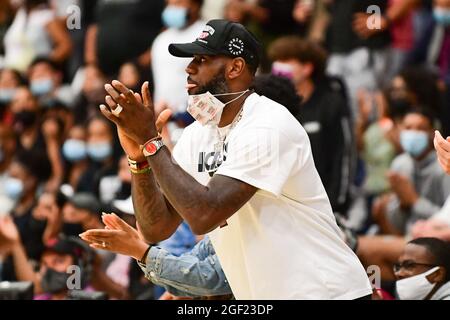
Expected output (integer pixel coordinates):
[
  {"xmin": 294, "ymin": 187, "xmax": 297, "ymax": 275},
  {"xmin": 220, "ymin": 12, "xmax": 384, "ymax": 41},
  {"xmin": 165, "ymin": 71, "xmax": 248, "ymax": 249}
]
[
  {"xmin": 63, "ymin": 139, "xmax": 87, "ymax": 163},
  {"xmin": 4, "ymin": 177, "xmax": 24, "ymax": 201},
  {"xmin": 433, "ymin": 8, "xmax": 450, "ymax": 26},
  {"xmin": 162, "ymin": 6, "xmax": 188, "ymax": 29},
  {"xmin": 0, "ymin": 88, "xmax": 17, "ymax": 103},
  {"xmin": 400, "ymin": 130, "xmax": 430, "ymax": 157},
  {"xmin": 87, "ymin": 142, "xmax": 112, "ymax": 162},
  {"xmin": 30, "ymin": 78, "xmax": 54, "ymax": 96}
]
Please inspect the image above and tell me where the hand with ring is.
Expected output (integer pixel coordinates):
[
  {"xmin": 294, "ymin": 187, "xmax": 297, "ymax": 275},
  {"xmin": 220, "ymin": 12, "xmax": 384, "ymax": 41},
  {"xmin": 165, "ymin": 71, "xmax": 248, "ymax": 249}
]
[
  {"xmin": 101, "ymin": 80, "xmax": 158, "ymax": 146},
  {"xmin": 79, "ymin": 212, "xmax": 149, "ymax": 261}
]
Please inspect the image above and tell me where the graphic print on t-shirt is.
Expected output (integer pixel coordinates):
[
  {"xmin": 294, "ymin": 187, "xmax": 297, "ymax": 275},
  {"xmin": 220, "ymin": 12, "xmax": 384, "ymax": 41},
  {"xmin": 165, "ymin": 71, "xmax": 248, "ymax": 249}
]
[{"xmin": 198, "ymin": 143, "xmax": 228, "ymax": 177}]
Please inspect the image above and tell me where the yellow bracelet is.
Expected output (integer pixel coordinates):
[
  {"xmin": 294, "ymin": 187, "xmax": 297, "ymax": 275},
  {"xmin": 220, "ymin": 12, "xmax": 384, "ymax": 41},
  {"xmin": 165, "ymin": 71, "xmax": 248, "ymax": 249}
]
[{"xmin": 130, "ymin": 167, "xmax": 152, "ymax": 175}]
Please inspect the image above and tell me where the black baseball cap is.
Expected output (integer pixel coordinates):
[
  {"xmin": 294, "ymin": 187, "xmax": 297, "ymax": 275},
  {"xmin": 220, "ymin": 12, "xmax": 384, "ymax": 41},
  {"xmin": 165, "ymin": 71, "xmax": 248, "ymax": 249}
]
[
  {"xmin": 45, "ymin": 237, "xmax": 84, "ymax": 260},
  {"xmin": 69, "ymin": 193, "xmax": 101, "ymax": 215},
  {"xmin": 169, "ymin": 19, "xmax": 261, "ymax": 68}
]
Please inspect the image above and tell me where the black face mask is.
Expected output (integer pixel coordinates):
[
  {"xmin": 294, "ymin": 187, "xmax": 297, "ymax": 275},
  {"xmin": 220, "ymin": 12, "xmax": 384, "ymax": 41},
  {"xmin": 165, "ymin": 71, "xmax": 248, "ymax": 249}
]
[
  {"xmin": 29, "ymin": 216, "xmax": 48, "ymax": 238},
  {"xmin": 41, "ymin": 268, "xmax": 70, "ymax": 294},
  {"xmin": 13, "ymin": 111, "xmax": 37, "ymax": 130},
  {"xmin": 62, "ymin": 223, "xmax": 84, "ymax": 237}
]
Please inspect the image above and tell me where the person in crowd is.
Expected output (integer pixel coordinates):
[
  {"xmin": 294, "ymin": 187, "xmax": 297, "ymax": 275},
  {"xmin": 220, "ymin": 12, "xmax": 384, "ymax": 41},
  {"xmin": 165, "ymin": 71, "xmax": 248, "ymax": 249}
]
[
  {"xmin": 61, "ymin": 124, "xmax": 90, "ymax": 194},
  {"xmin": 0, "ymin": 149, "xmax": 51, "ymax": 281},
  {"xmin": 268, "ymin": 36, "xmax": 354, "ymax": 214},
  {"xmin": 0, "ymin": 218, "xmax": 96, "ymax": 300},
  {"xmin": 394, "ymin": 237, "xmax": 450, "ymax": 300},
  {"xmin": 61, "ymin": 192, "xmax": 130, "ymax": 299},
  {"xmin": 3, "ymin": 0, "xmax": 72, "ymax": 73},
  {"xmin": 76, "ymin": 116, "xmax": 118, "ymax": 195},
  {"xmin": 410, "ymin": 0, "xmax": 450, "ymax": 83},
  {"xmin": 98, "ymin": 155, "xmax": 131, "ymax": 205},
  {"xmin": 72, "ymin": 64, "xmax": 109, "ymax": 125},
  {"xmin": 0, "ymin": 68, "xmax": 24, "ymax": 124},
  {"xmin": 371, "ymin": 107, "xmax": 450, "ymax": 235},
  {"xmin": 0, "ymin": 124, "xmax": 17, "ymax": 213},
  {"xmin": 28, "ymin": 57, "xmax": 75, "ymax": 108}
]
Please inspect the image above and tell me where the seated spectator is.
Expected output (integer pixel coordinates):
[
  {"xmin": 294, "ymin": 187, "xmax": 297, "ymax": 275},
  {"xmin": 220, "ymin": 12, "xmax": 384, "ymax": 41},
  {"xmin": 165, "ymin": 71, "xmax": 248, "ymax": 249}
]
[
  {"xmin": 372, "ymin": 107, "xmax": 450, "ymax": 235},
  {"xmin": 411, "ymin": 0, "xmax": 450, "ymax": 83},
  {"xmin": 394, "ymin": 237, "xmax": 450, "ymax": 300},
  {"xmin": 61, "ymin": 192, "xmax": 103, "ymax": 237},
  {"xmin": 0, "ymin": 68, "xmax": 23, "ymax": 124},
  {"xmin": 268, "ymin": 36, "xmax": 354, "ymax": 214},
  {"xmin": 72, "ymin": 64, "xmax": 108, "ymax": 125},
  {"xmin": 77, "ymin": 116, "xmax": 119, "ymax": 195},
  {"xmin": 4, "ymin": 150, "xmax": 51, "ymax": 267},
  {"xmin": 28, "ymin": 57, "xmax": 75, "ymax": 108},
  {"xmin": 0, "ymin": 219, "xmax": 96, "ymax": 300},
  {"xmin": 98, "ymin": 155, "xmax": 131, "ymax": 205},
  {"xmin": 3, "ymin": 0, "xmax": 72, "ymax": 73},
  {"xmin": 117, "ymin": 61, "xmax": 144, "ymax": 94},
  {"xmin": 61, "ymin": 192, "xmax": 129, "ymax": 299},
  {"xmin": 0, "ymin": 124, "xmax": 17, "ymax": 213},
  {"xmin": 31, "ymin": 191, "xmax": 67, "ymax": 246},
  {"xmin": 61, "ymin": 124, "xmax": 90, "ymax": 194}
]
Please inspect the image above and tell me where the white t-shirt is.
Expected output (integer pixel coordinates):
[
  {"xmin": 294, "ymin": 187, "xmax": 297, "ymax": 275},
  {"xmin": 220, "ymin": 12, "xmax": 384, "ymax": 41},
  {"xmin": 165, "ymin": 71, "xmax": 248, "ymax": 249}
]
[
  {"xmin": 151, "ymin": 21, "xmax": 206, "ymax": 114},
  {"xmin": 172, "ymin": 93, "xmax": 372, "ymax": 299},
  {"xmin": 3, "ymin": 7, "xmax": 54, "ymax": 72}
]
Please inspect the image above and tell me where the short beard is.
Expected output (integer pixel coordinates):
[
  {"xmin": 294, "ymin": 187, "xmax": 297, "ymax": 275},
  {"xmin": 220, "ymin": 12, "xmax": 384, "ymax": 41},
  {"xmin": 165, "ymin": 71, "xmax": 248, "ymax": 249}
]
[{"xmin": 195, "ymin": 66, "xmax": 229, "ymax": 96}]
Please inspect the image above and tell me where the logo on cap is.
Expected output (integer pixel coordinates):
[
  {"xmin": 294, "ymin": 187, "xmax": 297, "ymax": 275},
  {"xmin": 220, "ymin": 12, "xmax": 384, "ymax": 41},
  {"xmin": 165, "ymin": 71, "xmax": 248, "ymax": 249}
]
[
  {"xmin": 228, "ymin": 38, "xmax": 244, "ymax": 56},
  {"xmin": 198, "ymin": 25, "xmax": 215, "ymax": 42}
]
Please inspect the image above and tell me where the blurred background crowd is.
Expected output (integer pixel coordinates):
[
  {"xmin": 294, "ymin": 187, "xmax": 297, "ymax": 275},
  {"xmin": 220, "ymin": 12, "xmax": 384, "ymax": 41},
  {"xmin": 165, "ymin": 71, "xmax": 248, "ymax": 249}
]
[{"xmin": 0, "ymin": 0, "xmax": 449, "ymax": 300}]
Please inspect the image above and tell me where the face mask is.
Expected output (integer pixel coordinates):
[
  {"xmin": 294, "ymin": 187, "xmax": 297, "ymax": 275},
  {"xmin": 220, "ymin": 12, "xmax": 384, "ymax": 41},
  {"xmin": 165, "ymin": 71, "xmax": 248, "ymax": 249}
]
[
  {"xmin": 41, "ymin": 268, "xmax": 70, "ymax": 294},
  {"xmin": 433, "ymin": 7, "xmax": 450, "ymax": 26},
  {"xmin": 14, "ymin": 110, "xmax": 37, "ymax": 130},
  {"xmin": 271, "ymin": 62, "xmax": 295, "ymax": 80},
  {"xmin": 187, "ymin": 90, "xmax": 249, "ymax": 126},
  {"xmin": 29, "ymin": 216, "xmax": 48, "ymax": 236},
  {"xmin": 0, "ymin": 88, "xmax": 17, "ymax": 104},
  {"xmin": 162, "ymin": 6, "xmax": 188, "ymax": 29},
  {"xmin": 400, "ymin": 130, "xmax": 430, "ymax": 157},
  {"xmin": 87, "ymin": 142, "xmax": 113, "ymax": 162},
  {"xmin": 31, "ymin": 78, "xmax": 54, "ymax": 96},
  {"xmin": 396, "ymin": 266, "xmax": 440, "ymax": 300},
  {"xmin": 62, "ymin": 222, "xmax": 85, "ymax": 237},
  {"xmin": 63, "ymin": 139, "xmax": 87, "ymax": 163},
  {"xmin": 4, "ymin": 177, "xmax": 24, "ymax": 201}
]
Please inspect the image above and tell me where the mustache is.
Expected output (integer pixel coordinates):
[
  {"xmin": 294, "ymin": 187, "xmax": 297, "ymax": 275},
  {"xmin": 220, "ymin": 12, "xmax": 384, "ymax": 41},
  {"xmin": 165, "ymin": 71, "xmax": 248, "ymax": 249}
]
[{"xmin": 187, "ymin": 77, "xmax": 198, "ymax": 85}]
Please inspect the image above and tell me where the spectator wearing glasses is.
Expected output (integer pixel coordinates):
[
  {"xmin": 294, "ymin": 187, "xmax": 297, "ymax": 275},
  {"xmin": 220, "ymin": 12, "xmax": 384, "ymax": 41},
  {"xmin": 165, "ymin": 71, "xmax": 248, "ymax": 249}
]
[{"xmin": 394, "ymin": 237, "xmax": 450, "ymax": 300}]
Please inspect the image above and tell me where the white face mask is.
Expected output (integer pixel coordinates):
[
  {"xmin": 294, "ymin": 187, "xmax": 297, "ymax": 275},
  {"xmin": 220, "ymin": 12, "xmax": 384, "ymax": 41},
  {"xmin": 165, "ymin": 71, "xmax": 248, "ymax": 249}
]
[
  {"xmin": 396, "ymin": 266, "xmax": 440, "ymax": 300},
  {"xmin": 187, "ymin": 90, "xmax": 249, "ymax": 126}
]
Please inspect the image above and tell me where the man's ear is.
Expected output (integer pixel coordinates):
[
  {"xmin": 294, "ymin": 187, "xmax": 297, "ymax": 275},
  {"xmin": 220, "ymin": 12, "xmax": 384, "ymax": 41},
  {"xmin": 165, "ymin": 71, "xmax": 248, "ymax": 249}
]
[
  {"xmin": 227, "ymin": 58, "xmax": 246, "ymax": 80},
  {"xmin": 428, "ymin": 267, "xmax": 446, "ymax": 284}
]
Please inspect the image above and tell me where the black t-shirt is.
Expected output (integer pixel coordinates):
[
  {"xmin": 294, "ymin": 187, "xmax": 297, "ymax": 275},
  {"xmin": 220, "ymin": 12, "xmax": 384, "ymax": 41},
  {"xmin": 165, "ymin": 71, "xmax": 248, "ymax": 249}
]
[
  {"xmin": 294, "ymin": 79, "xmax": 353, "ymax": 212},
  {"xmin": 94, "ymin": 0, "xmax": 165, "ymax": 75},
  {"xmin": 258, "ymin": 0, "xmax": 299, "ymax": 36},
  {"xmin": 326, "ymin": 0, "xmax": 390, "ymax": 53}
]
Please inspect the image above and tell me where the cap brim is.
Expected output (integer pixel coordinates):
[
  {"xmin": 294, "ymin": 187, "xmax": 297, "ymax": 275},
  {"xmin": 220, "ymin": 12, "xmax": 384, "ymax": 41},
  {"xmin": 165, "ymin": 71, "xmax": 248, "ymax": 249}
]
[{"xmin": 169, "ymin": 42, "xmax": 218, "ymax": 58}]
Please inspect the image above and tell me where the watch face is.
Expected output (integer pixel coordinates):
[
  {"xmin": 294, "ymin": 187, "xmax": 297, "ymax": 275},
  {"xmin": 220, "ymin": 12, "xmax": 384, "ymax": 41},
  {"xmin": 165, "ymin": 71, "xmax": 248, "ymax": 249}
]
[{"xmin": 146, "ymin": 142, "xmax": 157, "ymax": 155}]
